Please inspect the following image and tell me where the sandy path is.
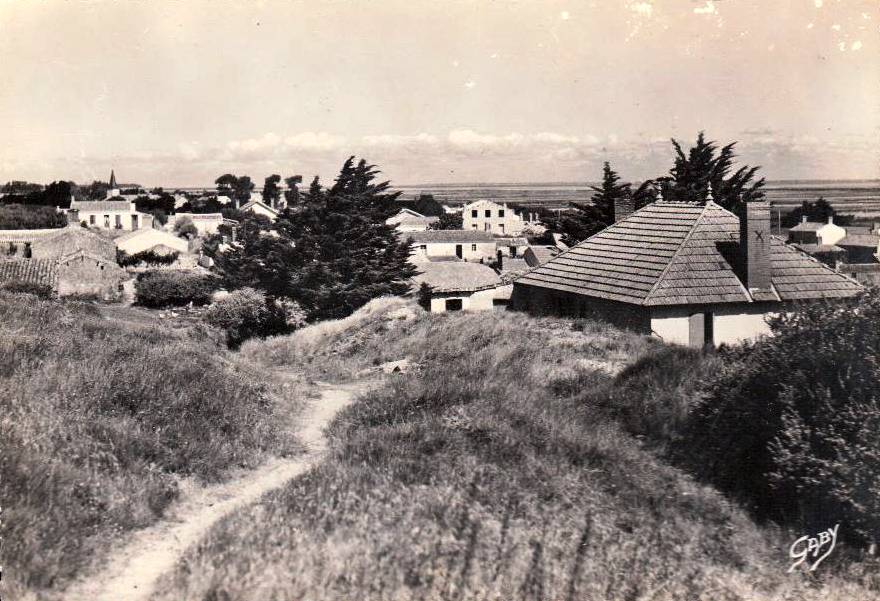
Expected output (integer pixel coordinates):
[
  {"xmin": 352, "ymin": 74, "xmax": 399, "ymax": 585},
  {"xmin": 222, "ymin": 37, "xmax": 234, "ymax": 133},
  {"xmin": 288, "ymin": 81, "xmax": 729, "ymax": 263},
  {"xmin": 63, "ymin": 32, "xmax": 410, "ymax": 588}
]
[{"xmin": 60, "ymin": 380, "xmax": 370, "ymax": 601}]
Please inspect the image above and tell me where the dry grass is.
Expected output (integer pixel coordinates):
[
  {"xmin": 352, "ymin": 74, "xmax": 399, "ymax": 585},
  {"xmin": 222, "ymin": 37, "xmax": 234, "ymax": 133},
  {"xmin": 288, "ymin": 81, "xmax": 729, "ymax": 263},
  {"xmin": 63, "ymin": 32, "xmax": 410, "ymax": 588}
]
[
  {"xmin": 0, "ymin": 293, "xmax": 301, "ymax": 599},
  {"xmin": 153, "ymin": 303, "xmax": 879, "ymax": 600}
]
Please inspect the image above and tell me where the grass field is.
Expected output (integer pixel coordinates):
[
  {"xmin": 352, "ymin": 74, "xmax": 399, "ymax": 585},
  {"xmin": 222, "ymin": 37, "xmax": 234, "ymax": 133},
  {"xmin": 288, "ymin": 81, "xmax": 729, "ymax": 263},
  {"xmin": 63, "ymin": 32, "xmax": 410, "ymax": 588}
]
[
  {"xmin": 0, "ymin": 293, "xmax": 302, "ymax": 600},
  {"xmin": 153, "ymin": 300, "xmax": 880, "ymax": 601}
]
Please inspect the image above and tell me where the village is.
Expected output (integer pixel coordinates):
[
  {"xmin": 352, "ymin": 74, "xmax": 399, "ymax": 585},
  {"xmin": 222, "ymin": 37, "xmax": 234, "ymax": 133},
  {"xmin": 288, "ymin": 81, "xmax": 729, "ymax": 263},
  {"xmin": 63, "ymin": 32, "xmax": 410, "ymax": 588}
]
[{"xmin": 0, "ymin": 160, "xmax": 874, "ymax": 348}]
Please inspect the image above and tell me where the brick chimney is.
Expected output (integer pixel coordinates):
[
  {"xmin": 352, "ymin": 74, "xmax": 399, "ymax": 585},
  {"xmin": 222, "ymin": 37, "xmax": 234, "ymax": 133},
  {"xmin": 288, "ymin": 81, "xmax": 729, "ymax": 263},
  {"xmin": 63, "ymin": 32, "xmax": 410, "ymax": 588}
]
[
  {"xmin": 740, "ymin": 201, "xmax": 773, "ymax": 294},
  {"xmin": 614, "ymin": 195, "xmax": 635, "ymax": 222}
]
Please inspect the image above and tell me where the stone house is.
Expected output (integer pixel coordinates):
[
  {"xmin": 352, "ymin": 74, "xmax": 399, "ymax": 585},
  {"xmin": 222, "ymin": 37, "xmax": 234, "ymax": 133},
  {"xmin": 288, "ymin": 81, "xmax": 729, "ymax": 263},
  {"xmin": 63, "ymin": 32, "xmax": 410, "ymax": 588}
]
[
  {"xmin": 0, "ymin": 223, "xmax": 117, "ymax": 260},
  {"xmin": 405, "ymin": 230, "xmax": 497, "ymax": 262},
  {"xmin": 462, "ymin": 200, "xmax": 525, "ymax": 236},
  {"xmin": 414, "ymin": 261, "xmax": 504, "ymax": 312},
  {"xmin": 386, "ymin": 208, "xmax": 440, "ymax": 232},
  {"xmin": 69, "ymin": 199, "xmax": 153, "ymax": 231},
  {"xmin": 787, "ymin": 215, "xmax": 847, "ymax": 246},
  {"xmin": 512, "ymin": 200, "xmax": 862, "ymax": 347}
]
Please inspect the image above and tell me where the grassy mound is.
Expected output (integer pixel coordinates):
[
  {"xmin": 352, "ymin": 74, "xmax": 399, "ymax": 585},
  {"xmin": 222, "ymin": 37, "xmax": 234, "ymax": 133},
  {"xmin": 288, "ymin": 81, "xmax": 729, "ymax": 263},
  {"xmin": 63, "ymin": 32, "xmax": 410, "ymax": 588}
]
[
  {"xmin": 154, "ymin": 304, "xmax": 877, "ymax": 600},
  {"xmin": 0, "ymin": 293, "xmax": 298, "ymax": 598}
]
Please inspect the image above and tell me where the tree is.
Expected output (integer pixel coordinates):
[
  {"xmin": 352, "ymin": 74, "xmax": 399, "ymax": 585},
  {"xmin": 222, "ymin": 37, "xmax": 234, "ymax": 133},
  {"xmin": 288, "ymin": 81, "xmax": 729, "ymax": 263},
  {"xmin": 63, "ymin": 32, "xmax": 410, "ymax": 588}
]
[
  {"xmin": 284, "ymin": 175, "xmax": 303, "ymax": 207},
  {"xmin": 656, "ymin": 132, "xmax": 765, "ymax": 212},
  {"xmin": 412, "ymin": 194, "xmax": 444, "ymax": 217},
  {"xmin": 215, "ymin": 174, "xmax": 238, "ymax": 199},
  {"xmin": 86, "ymin": 180, "xmax": 110, "ymax": 200},
  {"xmin": 212, "ymin": 157, "xmax": 417, "ymax": 321},
  {"xmin": 544, "ymin": 162, "xmax": 631, "ymax": 246},
  {"xmin": 233, "ymin": 176, "xmax": 255, "ymax": 207},
  {"xmin": 430, "ymin": 211, "xmax": 463, "ymax": 230},
  {"xmin": 262, "ymin": 174, "xmax": 282, "ymax": 208},
  {"xmin": 0, "ymin": 204, "xmax": 66, "ymax": 229},
  {"xmin": 43, "ymin": 181, "xmax": 76, "ymax": 208},
  {"xmin": 783, "ymin": 197, "xmax": 853, "ymax": 228}
]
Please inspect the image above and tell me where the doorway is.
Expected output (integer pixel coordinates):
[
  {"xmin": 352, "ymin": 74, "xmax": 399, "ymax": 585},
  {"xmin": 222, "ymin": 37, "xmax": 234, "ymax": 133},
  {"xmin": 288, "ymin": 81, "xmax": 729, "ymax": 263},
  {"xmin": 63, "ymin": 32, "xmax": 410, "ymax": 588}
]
[{"xmin": 455, "ymin": 244, "xmax": 463, "ymax": 259}]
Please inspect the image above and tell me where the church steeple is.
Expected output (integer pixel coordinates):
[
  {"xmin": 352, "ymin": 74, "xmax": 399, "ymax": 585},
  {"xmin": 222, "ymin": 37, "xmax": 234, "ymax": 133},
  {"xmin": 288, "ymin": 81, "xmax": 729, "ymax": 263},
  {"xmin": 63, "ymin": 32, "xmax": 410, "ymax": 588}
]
[{"xmin": 109, "ymin": 169, "xmax": 118, "ymax": 190}]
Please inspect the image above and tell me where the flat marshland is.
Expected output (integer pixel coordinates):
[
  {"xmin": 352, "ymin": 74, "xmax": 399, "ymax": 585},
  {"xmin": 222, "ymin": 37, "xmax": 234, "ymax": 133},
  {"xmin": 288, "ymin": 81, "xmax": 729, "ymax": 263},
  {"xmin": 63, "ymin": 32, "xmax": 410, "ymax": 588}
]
[
  {"xmin": 151, "ymin": 298, "xmax": 879, "ymax": 601},
  {"xmin": 0, "ymin": 293, "xmax": 302, "ymax": 600}
]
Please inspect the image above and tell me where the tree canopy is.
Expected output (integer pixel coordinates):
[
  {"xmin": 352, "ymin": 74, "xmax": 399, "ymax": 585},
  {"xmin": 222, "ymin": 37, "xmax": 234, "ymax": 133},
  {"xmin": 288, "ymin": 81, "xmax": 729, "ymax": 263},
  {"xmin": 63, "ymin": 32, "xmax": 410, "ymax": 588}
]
[
  {"xmin": 782, "ymin": 197, "xmax": 852, "ymax": 228},
  {"xmin": 211, "ymin": 157, "xmax": 417, "ymax": 321},
  {"xmin": 262, "ymin": 174, "xmax": 282, "ymax": 208}
]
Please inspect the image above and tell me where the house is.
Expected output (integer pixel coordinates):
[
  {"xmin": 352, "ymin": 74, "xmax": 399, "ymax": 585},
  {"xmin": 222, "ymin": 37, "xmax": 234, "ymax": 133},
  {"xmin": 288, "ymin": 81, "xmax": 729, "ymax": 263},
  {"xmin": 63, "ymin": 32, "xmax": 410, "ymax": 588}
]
[
  {"xmin": 414, "ymin": 261, "xmax": 504, "ymax": 312},
  {"xmin": 405, "ymin": 230, "xmax": 497, "ymax": 262},
  {"xmin": 837, "ymin": 232, "xmax": 880, "ymax": 264},
  {"xmin": 0, "ymin": 222, "xmax": 117, "ymax": 261},
  {"xmin": 168, "ymin": 213, "xmax": 230, "ymax": 236},
  {"xmin": 462, "ymin": 200, "xmax": 525, "ymax": 236},
  {"xmin": 787, "ymin": 215, "xmax": 847, "ymax": 246},
  {"xmin": 837, "ymin": 263, "xmax": 880, "ymax": 287},
  {"xmin": 69, "ymin": 199, "xmax": 153, "ymax": 231},
  {"xmin": 494, "ymin": 236, "xmax": 530, "ymax": 258},
  {"xmin": 386, "ymin": 208, "xmax": 440, "ymax": 232},
  {"xmin": 512, "ymin": 200, "xmax": 862, "ymax": 347},
  {"xmin": 523, "ymin": 245, "xmax": 561, "ymax": 267},
  {"xmin": 0, "ymin": 249, "xmax": 124, "ymax": 300},
  {"xmin": 240, "ymin": 199, "xmax": 280, "ymax": 220},
  {"xmin": 115, "ymin": 228, "xmax": 189, "ymax": 256}
]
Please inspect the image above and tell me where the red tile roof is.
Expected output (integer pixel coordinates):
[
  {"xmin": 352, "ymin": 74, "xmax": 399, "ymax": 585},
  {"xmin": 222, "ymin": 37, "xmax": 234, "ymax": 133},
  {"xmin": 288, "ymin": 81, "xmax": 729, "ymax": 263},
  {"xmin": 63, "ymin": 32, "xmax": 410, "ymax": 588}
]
[
  {"xmin": 516, "ymin": 201, "xmax": 862, "ymax": 306},
  {"xmin": 0, "ymin": 259, "xmax": 58, "ymax": 288}
]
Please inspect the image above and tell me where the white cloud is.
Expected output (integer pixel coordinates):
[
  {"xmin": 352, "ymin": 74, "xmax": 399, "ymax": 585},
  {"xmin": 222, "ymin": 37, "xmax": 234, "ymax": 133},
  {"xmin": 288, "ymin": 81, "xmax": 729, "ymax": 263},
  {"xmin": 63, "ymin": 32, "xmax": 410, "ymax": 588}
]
[
  {"xmin": 360, "ymin": 133, "xmax": 439, "ymax": 148},
  {"xmin": 283, "ymin": 132, "xmax": 345, "ymax": 151},
  {"xmin": 693, "ymin": 1, "xmax": 717, "ymax": 15},
  {"xmin": 630, "ymin": 2, "xmax": 653, "ymax": 17}
]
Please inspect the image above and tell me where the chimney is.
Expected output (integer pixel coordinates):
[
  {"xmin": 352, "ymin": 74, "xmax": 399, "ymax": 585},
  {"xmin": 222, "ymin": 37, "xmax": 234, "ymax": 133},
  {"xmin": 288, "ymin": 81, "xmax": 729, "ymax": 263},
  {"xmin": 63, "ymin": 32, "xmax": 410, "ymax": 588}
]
[
  {"xmin": 827, "ymin": 214, "xmax": 834, "ymax": 225},
  {"xmin": 740, "ymin": 201, "xmax": 773, "ymax": 294},
  {"xmin": 614, "ymin": 195, "xmax": 635, "ymax": 222},
  {"xmin": 802, "ymin": 215, "xmax": 808, "ymax": 224}
]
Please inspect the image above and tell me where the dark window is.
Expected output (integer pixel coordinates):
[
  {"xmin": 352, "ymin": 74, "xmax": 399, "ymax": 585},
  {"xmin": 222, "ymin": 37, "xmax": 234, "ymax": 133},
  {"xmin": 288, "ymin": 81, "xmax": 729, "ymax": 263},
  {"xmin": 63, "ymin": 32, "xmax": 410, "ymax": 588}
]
[
  {"xmin": 115, "ymin": 215, "xmax": 122, "ymax": 228},
  {"xmin": 89, "ymin": 215, "xmax": 96, "ymax": 225},
  {"xmin": 499, "ymin": 209, "xmax": 505, "ymax": 217},
  {"xmin": 510, "ymin": 245, "xmax": 517, "ymax": 257},
  {"xmin": 104, "ymin": 215, "xmax": 110, "ymax": 228},
  {"xmin": 132, "ymin": 215, "xmax": 139, "ymax": 229},
  {"xmin": 455, "ymin": 244, "xmax": 463, "ymax": 259},
  {"xmin": 471, "ymin": 244, "xmax": 477, "ymax": 251},
  {"xmin": 485, "ymin": 210, "xmax": 491, "ymax": 218},
  {"xmin": 23, "ymin": 242, "xmax": 32, "ymax": 258},
  {"xmin": 471, "ymin": 210, "xmax": 478, "ymax": 218},
  {"xmin": 445, "ymin": 298, "xmax": 463, "ymax": 311}
]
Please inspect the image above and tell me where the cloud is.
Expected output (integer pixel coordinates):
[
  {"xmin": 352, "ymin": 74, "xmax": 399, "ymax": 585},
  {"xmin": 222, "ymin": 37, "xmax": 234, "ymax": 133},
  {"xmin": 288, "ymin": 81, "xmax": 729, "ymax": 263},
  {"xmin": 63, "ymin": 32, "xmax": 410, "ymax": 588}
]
[{"xmin": 284, "ymin": 132, "xmax": 345, "ymax": 151}]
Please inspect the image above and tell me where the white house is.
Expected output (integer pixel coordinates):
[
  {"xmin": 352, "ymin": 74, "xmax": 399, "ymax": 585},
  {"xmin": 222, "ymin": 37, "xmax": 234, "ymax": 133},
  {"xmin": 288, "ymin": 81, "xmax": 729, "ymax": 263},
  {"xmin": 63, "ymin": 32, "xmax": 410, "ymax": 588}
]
[
  {"xmin": 240, "ymin": 199, "xmax": 280, "ymax": 220},
  {"xmin": 168, "ymin": 213, "xmax": 230, "ymax": 236},
  {"xmin": 69, "ymin": 199, "xmax": 153, "ymax": 231},
  {"xmin": 115, "ymin": 228, "xmax": 189, "ymax": 256},
  {"xmin": 414, "ymin": 261, "xmax": 503, "ymax": 312},
  {"xmin": 462, "ymin": 200, "xmax": 525, "ymax": 236},
  {"xmin": 386, "ymin": 208, "xmax": 440, "ymax": 232},
  {"xmin": 788, "ymin": 215, "xmax": 847, "ymax": 246},
  {"xmin": 513, "ymin": 200, "xmax": 862, "ymax": 347},
  {"xmin": 405, "ymin": 230, "xmax": 497, "ymax": 262}
]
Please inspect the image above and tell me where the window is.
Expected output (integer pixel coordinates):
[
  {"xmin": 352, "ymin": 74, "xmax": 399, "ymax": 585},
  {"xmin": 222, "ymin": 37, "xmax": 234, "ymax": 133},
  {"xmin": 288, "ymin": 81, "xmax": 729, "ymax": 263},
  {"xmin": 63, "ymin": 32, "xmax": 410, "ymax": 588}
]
[
  {"xmin": 104, "ymin": 215, "xmax": 110, "ymax": 228},
  {"xmin": 420, "ymin": 244, "xmax": 427, "ymax": 251},
  {"xmin": 485, "ymin": 210, "xmax": 491, "ymax": 218},
  {"xmin": 471, "ymin": 210, "xmax": 478, "ymax": 218},
  {"xmin": 445, "ymin": 298, "xmax": 463, "ymax": 311},
  {"xmin": 23, "ymin": 242, "xmax": 32, "ymax": 258},
  {"xmin": 89, "ymin": 215, "xmax": 95, "ymax": 225},
  {"xmin": 471, "ymin": 244, "xmax": 477, "ymax": 251},
  {"xmin": 499, "ymin": 209, "xmax": 505, "ymax": 217},
  {"xmin": 132, "ymin": 215, "xmax": 139, "ymax": 229},
  {"xmin": 472, "ymin": 224, "xmax": 478, "ymax": 230},
  {"xmin": 115, "ymin": 215, "xmax": 122, "ymax": 228},
  {"xmin": 498, "ymin": 224, "xmax": 505, "ymax": 234}
]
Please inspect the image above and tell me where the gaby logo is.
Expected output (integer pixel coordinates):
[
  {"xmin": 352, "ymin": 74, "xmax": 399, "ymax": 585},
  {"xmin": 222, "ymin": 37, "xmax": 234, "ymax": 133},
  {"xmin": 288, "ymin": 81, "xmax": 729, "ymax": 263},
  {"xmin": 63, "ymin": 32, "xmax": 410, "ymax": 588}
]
[{"xmin": 788, "ymin": 524, "xmax": 839, "ymax": 572}]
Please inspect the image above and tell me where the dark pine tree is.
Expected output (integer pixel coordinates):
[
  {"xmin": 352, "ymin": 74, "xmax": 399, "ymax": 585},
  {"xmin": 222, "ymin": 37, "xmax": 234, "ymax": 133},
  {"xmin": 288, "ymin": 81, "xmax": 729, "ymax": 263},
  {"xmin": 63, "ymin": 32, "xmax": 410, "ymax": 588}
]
[
  {"xmin": 656, "ymin": 132, "xmax": 765, "ymax": 213},
  {"xmin": 212, "ymin": 157, "xmax": 417, "ymax": 321},
  {"xmin": 262, "ymin": 174, "xmax": 282, "ymax": 208}
]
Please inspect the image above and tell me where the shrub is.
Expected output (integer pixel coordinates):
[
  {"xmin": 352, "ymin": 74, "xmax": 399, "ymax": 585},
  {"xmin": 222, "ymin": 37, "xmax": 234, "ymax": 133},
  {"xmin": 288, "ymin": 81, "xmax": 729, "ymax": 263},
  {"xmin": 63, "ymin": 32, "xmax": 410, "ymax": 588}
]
[
  {"xmin": 117, "ymin": 248, "xmax": 179, "ymax": 267},
  {"xmin": 135, "ymin": 270, "xmax": 216, "ymax": 308},
  {"xmin": 174, "ymin": 216, "xmax": 199, "ymax": 239},
  {"xmin": 203, "ymin": 288, "xmax": 297, "ymax": 348},
  {"xmin": 0, "ymin": 279, "xmax": 54, "ymax": 298},
  {"xmin": 684, "ymin": 292, "xmax": 880, "ymax": 547},
  {"xmin": 0, "ymin": 203, "xmax": 66, "ymax": 229}
]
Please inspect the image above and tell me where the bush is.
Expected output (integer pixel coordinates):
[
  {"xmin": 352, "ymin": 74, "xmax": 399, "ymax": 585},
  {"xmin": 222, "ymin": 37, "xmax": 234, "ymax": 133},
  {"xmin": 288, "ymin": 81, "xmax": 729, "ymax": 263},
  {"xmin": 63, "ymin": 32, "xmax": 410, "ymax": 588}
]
[
  {"xmin": 174, "ymin": 216, "xmax": 199, "ymax": 239},
  {"xmin": 117, "ymin": 248, "xmax": 179, "ymax": 267},
  {"xmin": 0, "ymin": 279, "xmax": 54, "ymax": 298},
  {"xmin": 683, "ymin": 292, "xmax": 880, "ymax": 547},
  {"xmin": 203, "ymin": 288, "xmax": 299, "ymax": 348},
  {"xmin": 135, "ymin": 270, "xmax": 216, "ymax": 308},
  {"xmin": 0, "ymin": 203, "xmax": 66, "ymax": 229}
]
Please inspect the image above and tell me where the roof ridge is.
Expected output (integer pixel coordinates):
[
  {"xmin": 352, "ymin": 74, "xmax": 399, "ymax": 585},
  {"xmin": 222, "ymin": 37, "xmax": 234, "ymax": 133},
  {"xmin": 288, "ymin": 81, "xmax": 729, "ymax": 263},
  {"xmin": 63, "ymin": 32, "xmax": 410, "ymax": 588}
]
[{"xmin": 642, "ymin": 203, "xmax": 710, "ymax": 305}]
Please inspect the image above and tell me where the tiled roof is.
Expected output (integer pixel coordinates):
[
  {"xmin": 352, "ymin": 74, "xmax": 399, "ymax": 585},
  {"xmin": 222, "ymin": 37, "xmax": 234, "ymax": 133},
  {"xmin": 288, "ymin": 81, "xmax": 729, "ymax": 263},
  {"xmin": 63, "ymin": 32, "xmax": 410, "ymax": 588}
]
[
  {"xmin": 517, "ymin": 201, "xmax": 862, "ymax": 306},
  {"xmin": 414, "ymin": 261, "xmax": 502, "ymax": 293},
  {"xmin": 404, "ymin": 230, "xmax": 496, "ymax": 243},
  {"xmin": 524, "ymin": 246, "xmax": 561, "ymax": 267},
  {"xmin": 789, "ymin": 221, "xmax": 826, "ymax": 232},
  {"xmin": 0, "ymin": 259, "xmax": 58, "ymax": 288},
  {"xmin": 838, "ymin": 233, "xmax": 879, "ymax": 248},
  {"xmin": 495, "ymin": 237, "xmax": 530, "ymax": 246},
  {"xmin": 394, "ymin": 214, "xmax": 440, "ymax": 225},
  {"xmin": 71, "ymin": 200, "xmax": 132, "ymax": 212},
  {"xmin": 791, "ymin": 243, "xmax": 846, "ymax": 254},
  {"xmin": 0, "ymin": 228, "xmax": 67, "ymax": 243},
  {"xmin": 500, "ymin": 257, "xmax": 530, "ymax": 273}
]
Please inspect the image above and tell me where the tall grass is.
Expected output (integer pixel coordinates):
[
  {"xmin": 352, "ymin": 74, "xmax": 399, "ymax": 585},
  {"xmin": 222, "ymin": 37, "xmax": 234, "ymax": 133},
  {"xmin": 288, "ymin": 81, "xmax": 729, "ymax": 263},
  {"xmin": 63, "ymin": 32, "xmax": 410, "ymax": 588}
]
[
  {"xmin": 0, "ymin": 293, "xmax": 298, "ymax": 599},
  {"xmin": 154, "ymin": 304, "xmax": 878, "ymax": 600}
]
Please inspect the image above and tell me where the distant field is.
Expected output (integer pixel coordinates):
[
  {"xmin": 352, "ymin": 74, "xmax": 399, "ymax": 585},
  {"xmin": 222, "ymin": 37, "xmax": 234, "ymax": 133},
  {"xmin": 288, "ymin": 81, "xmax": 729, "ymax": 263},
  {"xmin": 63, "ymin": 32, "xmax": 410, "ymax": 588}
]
[{"xmin": 394, "ymin": 180, "xmax": 880, "ymax": 216}]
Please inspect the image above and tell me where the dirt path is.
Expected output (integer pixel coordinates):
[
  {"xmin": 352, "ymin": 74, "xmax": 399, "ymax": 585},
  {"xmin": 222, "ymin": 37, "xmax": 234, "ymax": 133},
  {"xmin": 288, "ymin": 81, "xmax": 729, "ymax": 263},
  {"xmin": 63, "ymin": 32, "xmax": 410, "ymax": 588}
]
[{"xmin": 60, "ymin": 380, "xmax": 371, "ymax": 601}]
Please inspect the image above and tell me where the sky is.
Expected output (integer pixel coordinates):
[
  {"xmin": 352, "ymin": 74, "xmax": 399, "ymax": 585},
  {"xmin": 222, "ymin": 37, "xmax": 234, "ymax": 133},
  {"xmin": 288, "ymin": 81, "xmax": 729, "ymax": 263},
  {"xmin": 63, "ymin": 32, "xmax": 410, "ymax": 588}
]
[{"xmin": 0, "ymin": 0, "xmax": 878, "ymax": 187}]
